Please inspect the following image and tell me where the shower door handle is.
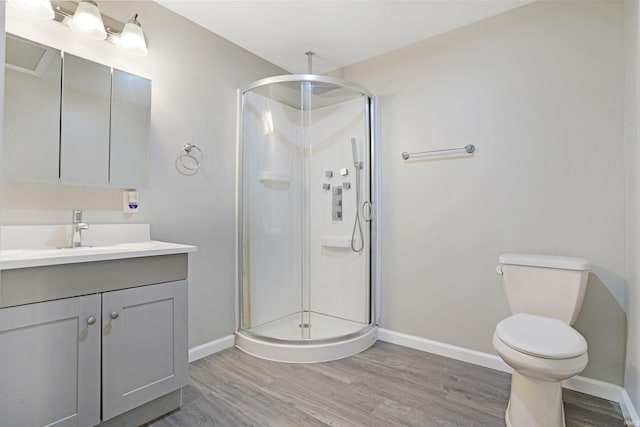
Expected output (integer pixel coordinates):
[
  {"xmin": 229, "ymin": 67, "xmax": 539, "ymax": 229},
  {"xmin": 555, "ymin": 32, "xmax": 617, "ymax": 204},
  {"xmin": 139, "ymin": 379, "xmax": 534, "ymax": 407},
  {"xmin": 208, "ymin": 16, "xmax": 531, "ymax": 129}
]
[{"xmin": 363, "ymin": 201, "xmax": 373, "ymax": 222}]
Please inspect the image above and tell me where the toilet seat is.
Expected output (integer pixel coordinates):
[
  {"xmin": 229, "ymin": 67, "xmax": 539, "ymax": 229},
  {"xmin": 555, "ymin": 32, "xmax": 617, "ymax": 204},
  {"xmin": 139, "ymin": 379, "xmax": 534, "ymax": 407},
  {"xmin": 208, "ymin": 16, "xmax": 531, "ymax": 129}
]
[{"xmin": 496, "ymin": 313, "xmax": 587, "ymax": 359}]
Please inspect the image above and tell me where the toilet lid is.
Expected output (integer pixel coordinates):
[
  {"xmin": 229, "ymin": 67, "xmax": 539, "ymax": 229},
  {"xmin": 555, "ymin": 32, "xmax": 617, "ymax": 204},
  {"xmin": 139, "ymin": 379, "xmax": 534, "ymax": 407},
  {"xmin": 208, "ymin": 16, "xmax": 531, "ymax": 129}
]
[{"xmin": 496, "ymin": 313, "xmax": 587, "ymax": 359}]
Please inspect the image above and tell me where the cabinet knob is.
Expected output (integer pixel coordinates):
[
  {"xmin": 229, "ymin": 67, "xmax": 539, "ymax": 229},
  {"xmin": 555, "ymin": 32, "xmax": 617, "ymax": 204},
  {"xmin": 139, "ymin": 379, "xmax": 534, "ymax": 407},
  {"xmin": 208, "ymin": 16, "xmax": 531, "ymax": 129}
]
[
  {"xmin": 87, "ymin": 316, "xmax": 96, "ymax": 325},
  {"xmin": 110, "ymin": 312, "xmax": 120, "ymax": 320}
]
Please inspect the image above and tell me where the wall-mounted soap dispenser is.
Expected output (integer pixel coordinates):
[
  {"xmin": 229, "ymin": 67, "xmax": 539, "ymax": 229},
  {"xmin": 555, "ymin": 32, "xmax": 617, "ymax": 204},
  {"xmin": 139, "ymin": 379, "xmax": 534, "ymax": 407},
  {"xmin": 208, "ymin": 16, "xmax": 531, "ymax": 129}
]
[{"xmin": 123, "ymin": 190, "xmax": 139, "ymax": 213}]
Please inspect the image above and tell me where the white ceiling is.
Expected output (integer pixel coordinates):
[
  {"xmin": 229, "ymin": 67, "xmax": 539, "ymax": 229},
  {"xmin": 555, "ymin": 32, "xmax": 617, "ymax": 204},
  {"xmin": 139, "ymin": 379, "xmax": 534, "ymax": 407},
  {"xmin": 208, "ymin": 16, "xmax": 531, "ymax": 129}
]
[{"xmin": 158, "ymin": 0, "xmax": 535, "ymax": 74}]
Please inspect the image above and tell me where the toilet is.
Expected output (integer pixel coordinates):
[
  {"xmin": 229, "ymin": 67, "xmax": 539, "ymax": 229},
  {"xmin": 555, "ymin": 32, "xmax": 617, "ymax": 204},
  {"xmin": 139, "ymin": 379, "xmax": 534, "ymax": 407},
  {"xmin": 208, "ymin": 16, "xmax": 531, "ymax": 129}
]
[{"xmin": 493, "ymin": 253, "xmax": 590, "ymax": 427}]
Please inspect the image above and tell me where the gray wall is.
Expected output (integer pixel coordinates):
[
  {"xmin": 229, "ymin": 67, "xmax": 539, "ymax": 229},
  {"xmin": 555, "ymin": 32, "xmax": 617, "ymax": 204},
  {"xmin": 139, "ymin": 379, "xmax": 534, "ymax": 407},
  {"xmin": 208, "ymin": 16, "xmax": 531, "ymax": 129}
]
[
  {"xmin": 2, "ymin": 1, "xmax": 285, "ymax": 348},
  {"xmin": 338, "ymin": 0, "xmax": 627, "ymax": 385},
  {"xmin": 624, "ymin": 0, "xmax": 640, "ymax": 411},
  {"xmin": 3, "ymin": 0, "xmax": 634, "ymax": 391}
]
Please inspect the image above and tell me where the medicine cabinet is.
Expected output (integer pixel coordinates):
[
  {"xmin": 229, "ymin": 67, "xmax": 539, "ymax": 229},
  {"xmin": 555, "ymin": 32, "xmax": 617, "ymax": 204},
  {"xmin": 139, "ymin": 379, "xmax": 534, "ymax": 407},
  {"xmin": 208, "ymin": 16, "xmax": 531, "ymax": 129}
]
[{"xmin": 3, "ymin": 34, "xmax": 151, "ymax": 188}]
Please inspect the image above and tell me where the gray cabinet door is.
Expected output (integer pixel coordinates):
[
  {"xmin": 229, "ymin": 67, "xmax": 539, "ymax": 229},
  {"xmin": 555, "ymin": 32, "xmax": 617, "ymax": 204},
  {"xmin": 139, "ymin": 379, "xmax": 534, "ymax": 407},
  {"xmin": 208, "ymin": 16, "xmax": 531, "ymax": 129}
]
[
  {"xmin": 102, "ymin": 280, "xmax": 188, "ymax": 421},
  {"xmin": 110, "ymin": 69, "xmax": 151, "ymax": 188},
  {"xmin": 0, "ymin": 294, "xmax": 101, "ymax": 427},
  {"xmin": 60, "ymin": 53, "xmax": 111, "ymax": 186},
  {"xmin": 3, "ymin": 35, "xmax": 61, "ymax": 183}
]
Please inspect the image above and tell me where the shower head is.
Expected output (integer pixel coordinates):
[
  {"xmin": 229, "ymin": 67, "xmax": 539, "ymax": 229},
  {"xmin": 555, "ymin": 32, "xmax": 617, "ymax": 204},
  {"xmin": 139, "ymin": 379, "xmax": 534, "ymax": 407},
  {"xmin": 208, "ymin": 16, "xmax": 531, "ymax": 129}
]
[{"xmin": 351, "ymin": 138, "xmax": 362, "ymax": 169}]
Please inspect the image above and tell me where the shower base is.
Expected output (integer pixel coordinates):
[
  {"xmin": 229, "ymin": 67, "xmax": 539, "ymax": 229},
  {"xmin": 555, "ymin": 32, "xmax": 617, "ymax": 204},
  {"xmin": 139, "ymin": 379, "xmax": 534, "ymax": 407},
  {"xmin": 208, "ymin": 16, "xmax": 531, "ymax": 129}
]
[
  {"xmin": 236, "ymin": 312, "xmax": 377, "ymax": 363},
  {"xmin": 249, "ymin": 311, "xmax": 366, "ymax": 341}
]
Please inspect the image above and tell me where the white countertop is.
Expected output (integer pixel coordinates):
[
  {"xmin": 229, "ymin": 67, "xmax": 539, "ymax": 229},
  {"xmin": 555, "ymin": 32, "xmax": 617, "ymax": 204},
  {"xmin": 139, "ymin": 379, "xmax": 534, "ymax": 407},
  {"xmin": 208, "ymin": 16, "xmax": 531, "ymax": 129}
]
[
  {"xmin": 0, "ymin": 240, "xmax": 197, "ymax": 270},
  {"xmin": 0, "ymin": 224, "xmax": 197, "ymax": 270}
]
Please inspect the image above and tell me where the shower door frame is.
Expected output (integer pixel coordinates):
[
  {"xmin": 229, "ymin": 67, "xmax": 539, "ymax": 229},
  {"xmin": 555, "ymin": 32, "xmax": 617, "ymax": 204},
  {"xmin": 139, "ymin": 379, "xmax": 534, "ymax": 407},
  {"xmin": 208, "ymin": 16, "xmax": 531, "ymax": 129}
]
[{"xmin": 235, "ymin": 74, "xmax": 380, "ymax": 345}]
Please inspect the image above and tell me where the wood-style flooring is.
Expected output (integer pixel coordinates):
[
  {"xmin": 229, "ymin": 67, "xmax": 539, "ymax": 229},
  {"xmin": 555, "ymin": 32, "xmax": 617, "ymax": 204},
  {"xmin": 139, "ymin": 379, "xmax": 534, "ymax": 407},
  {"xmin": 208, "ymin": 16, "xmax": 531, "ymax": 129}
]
[{"xmin": 148, "ymin": 341, "xmax": 625, "ymax": 426}]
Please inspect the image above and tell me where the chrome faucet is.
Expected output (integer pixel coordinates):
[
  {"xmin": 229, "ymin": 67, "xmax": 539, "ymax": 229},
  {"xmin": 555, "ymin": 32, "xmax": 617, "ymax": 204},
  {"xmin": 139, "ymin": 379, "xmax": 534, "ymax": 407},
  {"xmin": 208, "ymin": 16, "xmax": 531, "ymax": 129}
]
[{"xmin": 71, "ymin": 210, "xmax": 89, "ymax": 248}]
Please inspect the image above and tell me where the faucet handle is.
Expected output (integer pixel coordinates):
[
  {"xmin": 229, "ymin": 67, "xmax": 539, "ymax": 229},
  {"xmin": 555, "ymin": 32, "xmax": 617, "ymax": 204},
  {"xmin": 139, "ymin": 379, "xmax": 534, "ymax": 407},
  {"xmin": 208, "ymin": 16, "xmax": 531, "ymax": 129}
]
[{"xmin": 72, "ymin": 210, "xmax": 83, "ymax": 223}]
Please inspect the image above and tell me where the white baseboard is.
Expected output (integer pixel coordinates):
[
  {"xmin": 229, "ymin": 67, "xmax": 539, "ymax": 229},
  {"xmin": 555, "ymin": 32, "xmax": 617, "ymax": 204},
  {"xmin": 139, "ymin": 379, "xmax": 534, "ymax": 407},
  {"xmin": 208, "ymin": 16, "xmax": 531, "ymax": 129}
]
[
  {"xmin": 620, "ymin": 388, "xmax": 640, "ymax": 424},
  {"xmin": 377, "ymin": 328, "xmax": 634, "ymax": 415},
  {"xmin": 377, "ymin": 328, "xmax": 511, "ymax": 373},
  {"xmin": 188, "ymin": 334, "xmax": 235, "ymax": 363},
  {"xmin": 562, "ymin": 375, "xmax": 622, "ymax": 403}
]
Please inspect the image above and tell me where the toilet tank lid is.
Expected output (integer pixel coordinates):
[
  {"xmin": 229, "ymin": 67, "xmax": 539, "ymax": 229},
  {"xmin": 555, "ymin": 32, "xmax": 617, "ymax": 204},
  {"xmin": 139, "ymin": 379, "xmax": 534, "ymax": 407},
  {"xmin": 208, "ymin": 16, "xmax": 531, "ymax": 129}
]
[{"xmin": 499, "ymin": 253, "xmax": 590, "ymax": 271}]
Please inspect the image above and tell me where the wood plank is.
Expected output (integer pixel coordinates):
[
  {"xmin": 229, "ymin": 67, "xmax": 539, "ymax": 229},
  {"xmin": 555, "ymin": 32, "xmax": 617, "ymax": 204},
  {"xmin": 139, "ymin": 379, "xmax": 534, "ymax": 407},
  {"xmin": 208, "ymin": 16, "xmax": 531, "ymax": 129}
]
[{"xmin": 147, "ymin": 342, "xmax": 625, "ymax": 427}]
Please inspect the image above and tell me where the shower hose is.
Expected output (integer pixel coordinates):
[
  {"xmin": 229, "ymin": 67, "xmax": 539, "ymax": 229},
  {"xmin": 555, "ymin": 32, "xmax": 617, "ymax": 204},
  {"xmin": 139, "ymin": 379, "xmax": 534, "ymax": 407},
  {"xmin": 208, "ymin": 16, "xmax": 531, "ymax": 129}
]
[{"xmin": 351, "ymin": 163, "xmax": 364, "ymax": 253}]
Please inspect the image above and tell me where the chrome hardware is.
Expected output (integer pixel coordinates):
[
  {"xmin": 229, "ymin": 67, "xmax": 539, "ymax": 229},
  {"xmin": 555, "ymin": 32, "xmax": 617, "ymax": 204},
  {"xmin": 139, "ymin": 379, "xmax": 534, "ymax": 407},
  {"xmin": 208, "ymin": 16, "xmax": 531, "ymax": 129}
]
[
  {"xmin": 87, "ymin": 316, "xmax": 96, "ymax": 325},
  {"xmin": 323, "ymin": 183, "xmax": 330, "ymax": 190},
  {"xmin": 343, "ymin": 182, "xmax": 351, "ymax": 190},
  {"xmin": 110, "ymin": 312, "xmax": 119, "ymax": 320},
  {"xmin": 71, "ymin": 210, "xmax": 89, "ymax": 248},
  {"xmin": 306, "ymin": 51, "xmax": 314, "ymax": 74},
  {"xmin": 363, "ymin": 201, "xmax": 373, "ymax": 222},
  {"xmin": 325, "ymin": 171, "xmax": 333, "ymax": 178},
  {"xmin": 332, "ymin": 187, "xmax": 343, "ymax": 221},
  {"xmin": 351, "ymin": 138, "xmax": 363, "ymax": 170},
  {"xmin": 177, "ymin": 142, "xmax": 203, "ymax": 175},
  {"xmin": 339, "ymin": 168, "xmax": 349, "ymax": 176},
  {"xmin": 402, "ymin": 144, "xmax": 476, "ymax": 160}
]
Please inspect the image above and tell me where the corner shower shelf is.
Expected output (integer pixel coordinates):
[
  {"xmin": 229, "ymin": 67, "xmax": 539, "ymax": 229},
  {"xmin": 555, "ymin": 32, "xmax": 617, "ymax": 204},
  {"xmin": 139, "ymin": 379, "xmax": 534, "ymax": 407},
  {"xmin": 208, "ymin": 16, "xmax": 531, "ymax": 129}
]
[
  {"xmin": 258, "ymin": 171, "xmax": 290, "ymax": 189},
  {"xmin": 321, "ymin": 237, "xmax": 352, "ymax": 249}
]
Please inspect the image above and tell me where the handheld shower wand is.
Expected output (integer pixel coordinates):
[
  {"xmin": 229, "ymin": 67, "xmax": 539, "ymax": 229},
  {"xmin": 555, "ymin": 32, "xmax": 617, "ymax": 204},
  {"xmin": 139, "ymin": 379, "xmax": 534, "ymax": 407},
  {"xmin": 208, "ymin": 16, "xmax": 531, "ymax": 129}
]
[
  {"xmin": 351, "ymin": 138, "xmax": 364, "ymax": 253},
  {"xmin": 351, "ymin": 138, "xmax": 362, "ymax": 170}
]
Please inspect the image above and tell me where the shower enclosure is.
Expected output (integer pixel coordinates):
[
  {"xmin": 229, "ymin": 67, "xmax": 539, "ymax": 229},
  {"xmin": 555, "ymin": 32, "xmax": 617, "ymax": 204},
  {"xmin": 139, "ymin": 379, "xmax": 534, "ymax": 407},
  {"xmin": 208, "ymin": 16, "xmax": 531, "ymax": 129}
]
[{"xmin": 236, "ymin": 74, "xmax": 378, "ymax": 362}]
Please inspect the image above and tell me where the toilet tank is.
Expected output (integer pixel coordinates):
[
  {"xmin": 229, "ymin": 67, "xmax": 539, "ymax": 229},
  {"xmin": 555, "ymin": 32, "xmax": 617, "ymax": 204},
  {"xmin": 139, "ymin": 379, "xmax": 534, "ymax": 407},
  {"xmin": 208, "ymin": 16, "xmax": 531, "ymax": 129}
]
[{"xmin": 498, "ymin": 253, "xmax": 590, "ymax": 325}]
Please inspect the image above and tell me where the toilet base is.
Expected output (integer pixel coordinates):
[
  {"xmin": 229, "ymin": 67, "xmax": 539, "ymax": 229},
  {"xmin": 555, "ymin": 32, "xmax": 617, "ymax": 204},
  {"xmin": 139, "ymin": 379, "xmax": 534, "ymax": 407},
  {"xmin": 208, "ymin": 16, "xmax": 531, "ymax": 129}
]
[{"xmin": 506, "ymin": 371, "xmax": 566, "ymax": 427}]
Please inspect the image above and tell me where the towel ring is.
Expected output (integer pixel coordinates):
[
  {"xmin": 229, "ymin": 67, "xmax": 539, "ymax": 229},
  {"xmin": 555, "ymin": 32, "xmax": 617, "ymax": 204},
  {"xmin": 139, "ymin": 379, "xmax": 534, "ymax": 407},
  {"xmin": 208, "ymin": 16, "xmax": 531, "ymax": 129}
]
[{"xmin": 179, "ymin": 143, "xmax": 203, "ymax": 171}]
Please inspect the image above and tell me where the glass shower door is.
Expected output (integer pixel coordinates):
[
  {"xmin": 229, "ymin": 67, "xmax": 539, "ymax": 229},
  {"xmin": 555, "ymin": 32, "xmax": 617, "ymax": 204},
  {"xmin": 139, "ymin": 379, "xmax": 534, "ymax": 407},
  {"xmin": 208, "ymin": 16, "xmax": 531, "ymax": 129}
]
[
  {"xmin": 241, "ymin": 78, "xmax": 371, "ymax": 342},
  {"xmin": 306, "ymin": 85, "xmax": 371, "ymax": 339},
  {"xmin": 241, "ymin": 84, "xmax": 304, "ymax": 338}
]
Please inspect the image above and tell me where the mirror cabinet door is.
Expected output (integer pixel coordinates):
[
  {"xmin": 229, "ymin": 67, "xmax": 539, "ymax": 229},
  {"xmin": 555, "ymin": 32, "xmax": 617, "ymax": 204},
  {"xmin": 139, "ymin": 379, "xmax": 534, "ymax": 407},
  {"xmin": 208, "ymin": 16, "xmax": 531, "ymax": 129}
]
[
  {"xmin": 60, "ymin": 54, "xmax": 111, "ymax": 186},
  {"xmin": 3, "ymin": 35, "xmax": 61, "ymax": 182},
  {"xmin": 110, "ymin": 69, "xmax": 151, "ymax": 188}
]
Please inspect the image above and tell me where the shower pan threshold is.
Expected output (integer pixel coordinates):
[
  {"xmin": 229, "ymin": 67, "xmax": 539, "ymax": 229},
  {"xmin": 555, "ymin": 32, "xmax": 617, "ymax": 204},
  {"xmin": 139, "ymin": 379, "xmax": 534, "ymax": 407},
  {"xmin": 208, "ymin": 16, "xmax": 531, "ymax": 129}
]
[{"xmin": 236, "ymin": 316, "xmax": 377, "ymax": 363}]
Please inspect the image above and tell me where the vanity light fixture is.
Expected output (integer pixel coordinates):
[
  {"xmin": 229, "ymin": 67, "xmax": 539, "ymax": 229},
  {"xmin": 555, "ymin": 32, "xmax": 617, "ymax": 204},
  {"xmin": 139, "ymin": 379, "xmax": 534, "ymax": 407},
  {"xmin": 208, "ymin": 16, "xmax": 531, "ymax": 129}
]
[
  {"xmin": 7, "ymin": 0, "xmax": 55, "ymax": 20},
  {"xmin": 10, "ymin": 1, "xmax": 154, "ymax": 56},
  {"xmin": 69, "ymin": 0, "xmax": 107, "ymax": 40},
  {"xmin": 117, "ymin": 14, "xmax": 148, "ymax": 56}
]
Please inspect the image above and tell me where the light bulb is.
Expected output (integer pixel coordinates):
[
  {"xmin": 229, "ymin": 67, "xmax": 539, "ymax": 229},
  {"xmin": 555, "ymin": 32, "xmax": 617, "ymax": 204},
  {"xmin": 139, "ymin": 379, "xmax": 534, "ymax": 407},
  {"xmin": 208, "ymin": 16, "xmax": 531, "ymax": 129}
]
[
  {"xmin": 69, "ymin": 1, "xmax": 107, "ymax": 41},
  {"xmin": 118, "ymin": 15, "xmax": 148, "ymax": 56}
]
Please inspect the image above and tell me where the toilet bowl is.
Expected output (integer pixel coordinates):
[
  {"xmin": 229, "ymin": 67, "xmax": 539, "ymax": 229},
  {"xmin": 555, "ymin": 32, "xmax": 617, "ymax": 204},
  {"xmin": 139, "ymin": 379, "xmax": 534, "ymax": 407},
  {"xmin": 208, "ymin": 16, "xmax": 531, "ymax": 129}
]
[{"xmin": 493, "ymin": 313, "xmax": 588, "ymax": 427}]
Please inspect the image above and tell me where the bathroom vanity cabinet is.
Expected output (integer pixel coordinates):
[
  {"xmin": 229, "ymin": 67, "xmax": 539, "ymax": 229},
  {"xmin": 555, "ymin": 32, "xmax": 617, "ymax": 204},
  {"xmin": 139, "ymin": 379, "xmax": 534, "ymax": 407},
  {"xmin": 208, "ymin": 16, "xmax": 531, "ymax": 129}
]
[
  {"xmin": 0, "ymin": 253, "xmax": 190, "ymax": 427},
  {"xmin": 3, "ymin": 34, "xmax": 152, "ymax": 188}
]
